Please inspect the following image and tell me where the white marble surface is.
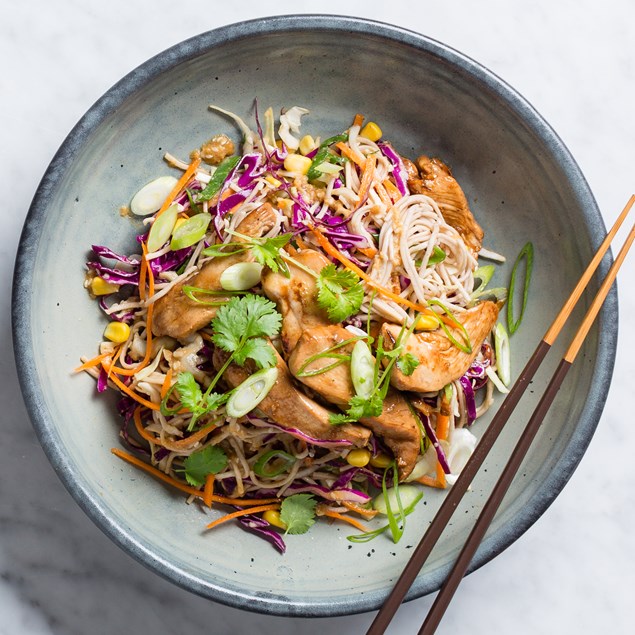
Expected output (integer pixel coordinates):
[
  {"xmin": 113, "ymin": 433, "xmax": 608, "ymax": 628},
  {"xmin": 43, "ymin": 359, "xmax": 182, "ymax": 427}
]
[{"xmin": 2, "ymin": 1, "xmax": 634, "ymax": 633}]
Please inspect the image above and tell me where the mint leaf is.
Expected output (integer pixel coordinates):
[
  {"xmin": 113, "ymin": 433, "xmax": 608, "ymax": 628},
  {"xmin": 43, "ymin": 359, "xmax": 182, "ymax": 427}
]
[
  {"xmin": 396, "ymin": 353, "xmax": 420, "ymax": 376},
  {"xmin": 280, "ymin": 494, "xmax": 317, "ymax": 535},
  {"xmin": 183, "ymin": 446, "xmax": 228, "ymax": 486}
]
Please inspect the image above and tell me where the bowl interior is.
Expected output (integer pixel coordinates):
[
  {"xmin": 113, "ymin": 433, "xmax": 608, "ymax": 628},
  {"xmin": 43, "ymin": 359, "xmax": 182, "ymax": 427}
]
[{"xmin": 14, "ymin": 16, "xmax": 615, "ymax": 616}]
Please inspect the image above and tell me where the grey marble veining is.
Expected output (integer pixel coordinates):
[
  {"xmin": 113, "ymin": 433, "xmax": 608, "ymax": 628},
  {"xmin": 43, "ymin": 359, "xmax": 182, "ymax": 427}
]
[{"xmin": 2, "ymin": 1, "xmax": 634, "ymax": 634}]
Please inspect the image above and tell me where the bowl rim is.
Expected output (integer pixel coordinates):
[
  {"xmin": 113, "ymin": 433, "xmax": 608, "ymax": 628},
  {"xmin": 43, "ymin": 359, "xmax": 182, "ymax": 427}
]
[{"xmin": 12, "ymin": 13, "xmax": 617, "ymax": 617}]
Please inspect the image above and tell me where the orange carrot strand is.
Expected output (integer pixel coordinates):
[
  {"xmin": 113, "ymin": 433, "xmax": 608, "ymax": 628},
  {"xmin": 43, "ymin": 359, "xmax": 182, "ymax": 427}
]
[
  {"xmin": 341, "ymin": 501, "xmax": 378, "ymax": 519},
  {"xmin": 107, "ymin": 373, "xmax": 161, "ymax": 411},
  {"xmin": 155, "ymin": 158, "xmax": 201, "ymax": 220},
  {"xmin": 203, "ymin": 474, "xmax": 215, "ymax": 508},
  {"xmin": 357, "ymin": 153, "xmax": 377, "ymax": 203},
  {"xmin": 322, "ymin": 510, "xmax": 369, "ymax": 532},
  {"xmin": 160, "ymin": 368, "xmax": 173, "ymax": 399},
  {"xmin": 133, "ymin": 406, "xmax": 160, "ymax": 444},
  {"xmin": 336, "ymin": 142, "xmax": 366, "ymax": 168},
  {"xmin": 204, "ymin": 504, "xmax": 280, "ymax": 530},
  {"xmin": 74, "ymin": 353, "xmax": 111, "ymax": 373}
]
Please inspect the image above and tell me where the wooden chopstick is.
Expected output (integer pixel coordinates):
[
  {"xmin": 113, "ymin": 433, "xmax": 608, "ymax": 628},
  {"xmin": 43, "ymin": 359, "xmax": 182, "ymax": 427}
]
[{"xmin": 367, "ymin": 195, "xmax": 635, "ymax": 635}]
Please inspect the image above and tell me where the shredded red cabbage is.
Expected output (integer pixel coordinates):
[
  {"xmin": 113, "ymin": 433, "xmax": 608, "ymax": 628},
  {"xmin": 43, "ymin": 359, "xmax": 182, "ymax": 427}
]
[
  {"xmin": 459, "ymin": 375, "xmax": 477, "ymax": 425},
  {"xmin": 237, "ymin": 512, "xmax": 286, "ymax": 554},
  {"xmin": 377, "ymin": 142, "xmax": 409, "ymax": 196},
  {"xmin": 414, "ymin": 410, "xmax": 452, "ymax": 474}
]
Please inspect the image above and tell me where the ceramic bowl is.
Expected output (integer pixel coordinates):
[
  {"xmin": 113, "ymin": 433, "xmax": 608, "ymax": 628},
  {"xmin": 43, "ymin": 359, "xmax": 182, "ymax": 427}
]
[{"xmin": 13, "ymin": 15, "xmax": 616, "ymax": 616}]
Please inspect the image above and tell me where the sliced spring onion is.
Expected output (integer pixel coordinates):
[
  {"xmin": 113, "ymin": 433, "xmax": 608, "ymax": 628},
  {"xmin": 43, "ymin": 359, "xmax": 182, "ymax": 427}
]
[
  {"xmin": 351, "ymin": 340, "xmax": 375, "ymax": 398},
  {"xmin": 471, "ymin": 265, "xmax": 495, "ymax": 296},
  {"xmin": 314, "ymin": 161, "xmax": 343, "ymax": 175},
  {"xmin": 253, "ymin": 450, "xmax": 296, "ymax": 477},
  {"xmin": 493, "ymin": 322, "xmax": 511, "ymax": 386},
  {"xmin": 196, "ymin": 155, "xmax": 240, "ymax": 202},
  {"xmin": 170, "ymin": 213, "xmax": 211, "ymax": 251},
  {"xmin": 226, "ymin": 367, "xmax": 278, "ymax": 418},
  {"xmin": 485, "ymin": 365, "xmax": 509, "ymax": 394},
  {"xmin": 507, "ymin": 241, "xmax": 534, "ymax": 334},
  {"xmin": 130, "ymin": 176, "xmax": 178, "ymax": 216},
  {"xmin": 372, "ymin": 484, "xmax": 422, "ymax": 515},
  {"xmin": 220, "ymin": 262, "xmax": 263, "ymax": 291},
  {"xmin": 427, "ymin": 299, "xmax": 472, "ymax": 353},
  {"xmin": 182, "ymin": 285, "xmax": 241, "ymax": 306},
  {"xmin": 294, "ymin": 336, "xmax": 365, "ymax": 378},
  {"xmin": 427, "ymin": 246, "xmax": 447, "ymax": 265},
  {"xmin": 146, "ymin": 203, "xmax": 179, "ymax": 252}
]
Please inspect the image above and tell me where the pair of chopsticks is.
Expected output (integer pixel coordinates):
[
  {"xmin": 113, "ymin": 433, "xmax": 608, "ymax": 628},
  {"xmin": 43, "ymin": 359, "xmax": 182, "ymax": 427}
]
[{"xmin": 367, "ymin": 195, "xmax": 635, "ymax": 635}]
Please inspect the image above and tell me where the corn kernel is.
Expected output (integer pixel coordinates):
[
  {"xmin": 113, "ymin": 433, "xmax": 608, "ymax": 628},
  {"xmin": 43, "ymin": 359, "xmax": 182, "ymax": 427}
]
[
  {"xmin": 103, "ymin": 321, "xmax": 131, "ymax": 344},
  {"xmin": 415, "ymin": 314, "xmax": 440, "ymax": 331},
  {"xmin": 299, "ymin": 135, "xmax": 317, "ymax": 156},
  {"xmin": 283, "ymin": 153, "xmax": 312, "ymax": 175},
  {"xmin": 369, "ymin": 452, "xmax": 392, "ymax": 469},
  {"xmin": 91, "ymin": 276, "xmax": 120, "ymax": 296},
  {"xmin": 346, "ymin": 448, "xmax": 371, "ymax": 467},
  {"xmin": 277, "ymin": 198, "xmax": 293, "ymax": 213},
  {"xmin": 173, "ymin": 217, "xmax": 188, "ymax": 231},
  {"xmin": 263, "ymin": 509, "xmax": 287, "ymax": 530},
  {"xmin": 265, "ymin": 174, "xmax": 282, "ymax": 188},
  {"xmin": 359, "ymin": 122, "xmax": 382, "ymax": 142}
]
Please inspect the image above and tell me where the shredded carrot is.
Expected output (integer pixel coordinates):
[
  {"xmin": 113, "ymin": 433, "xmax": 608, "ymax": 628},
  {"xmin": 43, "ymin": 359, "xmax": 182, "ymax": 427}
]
[
  {"xmin": 353, "ymin": 113, "xmax": 364, "ymax": 128},
  {"xmin": 416, "ymin": 475, "xmax": 447, "ymax": 489},
  {"xmin": 133, "ymin": 406, "xmax": 160, "ymax": 444},
  {"xmin": 310, "ymin": 227, "xmax": 441, "ymax": 319},
  {"xmin": 336, "ymin": 141, "xmax": 366, "ymax": 168},
  {"xmin": 382, "ymin": 178, "xmax": 402, "ymax": 202},
  {"xmin": 341, "ymin": 501, "xmax": 378, "ymax": 519},
  {"xmin": 357, "ymin": 245, "xmax": 378, "ymax": 259},
  {"xmin": 74, "ymin": 352, "xmax": 111, "ymax": 373},
  {"xmin": 374, "ymin": 180, "xmax": 393, "ymax": 207},
  {"xmin": 138, "ymin": 242, "xmax": 148, "ymax": 302},
  {"xmin": 112, "ymin": 447, "xmax": 281, "ymax": 507},
  {"xmin": 107, "ymin": 344, "xmax": 124, "ymax": 379},
  {"xmin": 111, "ymin": 447, "xmax": 202, "ymax": 498},
  {"xmin": 357, "ymin": 153, "xmax": 377, "ymax": 204},
  {"xmin": 204, "ymin": 504, "xmax": 281, "ymax": 531},
  {"xmin": 203, "ymin": 474, "xmax": 215, "ymax": 508},
  {"xmin": 432, "ymin": 398, "xmax": 450, "ymax": 488},
  {"xmin": 295, "ymin": 235, "xmax": 309, "ymax": 251},
  {"xmin": 160, "ymin": 368, "xmax": 173, "ymax": 400},
  {"xmin": 155, "ymin": 158, "xmax": 201, "ymax": 220},
  {"xmin": 166, "ymin": 422, "xmax": 217, "ymax": 450},
  {"xmin": 209, "ymin": 495, "xmax": 281, "ymax": 506},
  {"xmin": 322, "ymin": 510, "xmax": 369, "ymax": 532},
  {"xmin": 107, "ymin": 372, "xmax": 161, "ymax": 411}
]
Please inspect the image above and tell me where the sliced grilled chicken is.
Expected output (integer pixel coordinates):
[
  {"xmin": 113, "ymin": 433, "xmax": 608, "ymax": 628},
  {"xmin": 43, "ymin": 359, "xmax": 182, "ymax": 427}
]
[
  {"xmin": 287, "ymin": 324, "xmax": 420, "ymax": 480},
  {"xmin": 152, "ymin": 203, "xmax": 277, "ymax": 339},
  {"xmin": 383, "ymin": 301, "xmax": 499, "ymax": 392},
  {"xmin": 407, "ymin": 156, "xmax": 483, "ymax": 255},
  {"xmin": 212, "ymin": 344, "xmax": 371, "ymax": 448}
]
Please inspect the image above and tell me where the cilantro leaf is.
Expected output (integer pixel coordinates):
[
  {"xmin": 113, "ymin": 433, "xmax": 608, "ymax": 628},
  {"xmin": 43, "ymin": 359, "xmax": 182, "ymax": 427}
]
[
  {"xmin": 183, "ymin": 445, "xmax": 228, "ymax": 486},
  {"xmin": 396, "ymin": 353, "xmax": 420, "ymax": 376},
  {"xmin": 250, "ymin": 234, "xmax": 292, "ymax": 274},
  {"xmin": 176, "ymin": 372, "xmax": 203, "ymax": 412},
  {"xmin": 316, "ymin": 264, "xmax": 364, "ymax": 323},
  {"xmin": 329, "ymin": 393, "xmax": 383, "ymax": 424},
  {"xmin": 211, "ymin": 294, "xmax": 281, "ymax": 352},
  {"xmin": 280, "ymin": 494, "xmax": 317, "ymax": 535},
  {"xmin": 233, "ymin": 337, "xmax": 277, "ymax": 369},
  {"xmin": 204, "ymin": 391, "xmax": 229, "ymax": 411}
]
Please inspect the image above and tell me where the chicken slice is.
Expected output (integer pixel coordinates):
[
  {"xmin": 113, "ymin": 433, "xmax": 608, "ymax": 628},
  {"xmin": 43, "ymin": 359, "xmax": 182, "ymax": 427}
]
[
  {"xmin": 406, "ymin": 156, "xmax": 484, "ymax": 255},
  {"xmin": 212, "ymin": 344, "xmax": 371, "ymax": 448},
  {"xmin": 287, "ymin": 324, "xmax": 420, "ymax": 480},
  {"xmin": 152, "ymin": 203, "xmax": 277, "ymax": 340},
  {"xmin": 261, "ymin": 249, "xmax": 331, "ymax": 354},
  {"xmin": 383, "ymin": 301, "xmax": 499, "ymax": 393}
]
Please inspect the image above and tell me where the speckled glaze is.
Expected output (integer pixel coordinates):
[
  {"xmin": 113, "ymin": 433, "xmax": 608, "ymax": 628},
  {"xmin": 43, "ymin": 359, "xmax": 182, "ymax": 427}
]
[{"xmin": 12, "ymin": 15, "xmax": 616, "ymax": 617}]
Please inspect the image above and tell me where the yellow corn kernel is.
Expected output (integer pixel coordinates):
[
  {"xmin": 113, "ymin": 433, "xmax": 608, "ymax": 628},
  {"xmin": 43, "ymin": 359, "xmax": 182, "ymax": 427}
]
[
  {"xmin": 346, "ymin": 448, "xmax": 371, "ymax": 467},
  {"xmin": 103, "ymin": 321, "xmax": 131, "ymax": 344},
  {"xmin": 263, "ymin": 509, "xmax": 287, "ymax": 530},
  {"xmin": 91, "ymin": 276, "xmax": 120, "ymax": 296},
  {"xmin": 415, "ymin": 314, "xmax": 440, "ymax": 331},
  {"xmin": 265, "ymin": 174, "xmax": 282, "ymax": 188},
  {"xmin": 359, "ymin": 122, "xmax": 382, "ymax": 142},
  {"xmin": 299, "ymin": 135, "xmax": 317, "ymax": 156},
  {"xmin": 283, "ymin": 153, "xmax": 312, "ymax": 175},
  {"xmin": 369, "ymin": 452, "xmax": 392, "ymax": 469},
  {"xmin": 173, "ymin": 217, "xmax": 188, "ymax": 231}
]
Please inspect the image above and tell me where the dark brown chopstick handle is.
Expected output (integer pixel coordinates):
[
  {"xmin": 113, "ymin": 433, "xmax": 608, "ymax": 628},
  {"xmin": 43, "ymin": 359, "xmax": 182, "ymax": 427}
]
[
  {"xmin": 418, "ymin": 358, "xmax": 572, "ymax": 635},
  {"xmin": 366, "ymin": 340, "xmax": 551, "ymax": 635}
]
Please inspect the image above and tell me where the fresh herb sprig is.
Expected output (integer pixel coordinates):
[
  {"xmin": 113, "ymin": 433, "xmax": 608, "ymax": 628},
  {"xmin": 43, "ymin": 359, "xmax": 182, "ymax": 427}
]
[
  {"xmin": 316, "ymin": 264, "xmax": 365, "ymax": 323},
  {"xmin": 279, "ymin": 494, "xmax": 317, "ymax": 535},
  {"xmin": 182, "ymin": 445, "xmax": 228, "ymax": 486}
]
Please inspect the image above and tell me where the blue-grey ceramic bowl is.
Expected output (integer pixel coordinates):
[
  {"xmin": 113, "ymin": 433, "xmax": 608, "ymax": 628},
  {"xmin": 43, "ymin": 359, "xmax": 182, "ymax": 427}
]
[{"xmin": 12, "ymin": 15, "xmax": 616, "ymax": 616}]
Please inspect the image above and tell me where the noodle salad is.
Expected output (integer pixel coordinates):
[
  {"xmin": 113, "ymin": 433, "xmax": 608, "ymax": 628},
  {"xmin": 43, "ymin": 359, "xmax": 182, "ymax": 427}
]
[{"xmin": 78, "ymin": 105, "xmax": 514, "ymax": 553}]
